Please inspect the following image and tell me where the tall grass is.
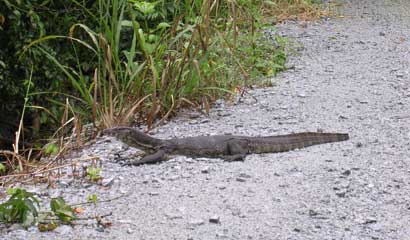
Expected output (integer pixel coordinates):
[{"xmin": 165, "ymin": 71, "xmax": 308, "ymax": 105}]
[{"xmin": 23, "ymin": 0, "xmax": 289, "ymax": 131}]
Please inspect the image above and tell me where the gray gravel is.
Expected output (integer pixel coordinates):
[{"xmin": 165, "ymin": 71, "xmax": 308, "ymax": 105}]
[{"xmin": 2, "ymin": 0, "xmax": 410, "ymax": 239}]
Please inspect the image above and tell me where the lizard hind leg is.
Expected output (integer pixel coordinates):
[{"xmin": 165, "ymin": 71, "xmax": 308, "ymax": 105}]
[{"xmin": 225, "ymin": 140, "xmax": 248, "ymax": 162}]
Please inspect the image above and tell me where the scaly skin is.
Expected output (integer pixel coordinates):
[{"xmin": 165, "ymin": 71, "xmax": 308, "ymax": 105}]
[{"xmin": 103, "ymin": 127, "xmax": 349, "ymax": 166}]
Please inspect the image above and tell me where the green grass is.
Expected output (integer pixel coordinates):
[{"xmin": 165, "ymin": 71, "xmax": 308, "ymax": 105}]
[{"xmin": 22, "ymin": 0, "xmax": 288, "ymax": 131}]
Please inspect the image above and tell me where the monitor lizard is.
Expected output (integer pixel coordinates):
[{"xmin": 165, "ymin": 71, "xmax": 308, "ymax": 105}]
[{"xmin": 103, "ymin": 127, "xmax": 349, "ymax": 166}]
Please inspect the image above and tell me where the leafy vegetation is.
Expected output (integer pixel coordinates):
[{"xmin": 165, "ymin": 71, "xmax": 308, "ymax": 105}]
[
  {"xmin": 0, "ymin": 0, "xmax": 326, "ymax": 173},
  {"xmin": 0, "ymin": 187, "xmax": 105, "ymax": 229},
  {"xmin": 86, "ymin": 167, "xmax": 102, "ymax": 182},
  {"xmin": 0, "ymin": 188, "xmax": 40, "ymax": 227},
  {"xmin": 50, "ymin": 197, "xmax": 76, "ymax": 224}
]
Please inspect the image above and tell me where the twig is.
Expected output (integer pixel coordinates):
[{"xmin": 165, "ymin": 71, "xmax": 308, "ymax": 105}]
[
  {"xmin": 42, "ymin": 212, "xmax": 113, "ymax": 222},
  {"xmin": 70, "ymin": 193, "xmax": 129, "ymax": 207},
  {"xmin": 0, "ymin": 156, "xmax": 99, "ymax": 180}
]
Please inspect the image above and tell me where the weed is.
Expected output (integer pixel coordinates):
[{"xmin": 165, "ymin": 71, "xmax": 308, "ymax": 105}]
[
  {"xmin": 50, "ymin": 197, "xmax": 76, "ymax": 224},
  {"xmin": 0, "ymin": 163, "xmax": 5, "ymax": 174},
  {"xmin": 20, "ymin": 0, "xmax": 290, "ymax": 130},
  {"xmin": 86, "ymin": 167, "xmax": 102, "ymax": 182},
  {"xmin": 0, "ymin": 188, "xmax": 40, "ymax": 227},
  {"xmin": 87, "ymin": 194, "xmax": 98, "ymax": 205}
]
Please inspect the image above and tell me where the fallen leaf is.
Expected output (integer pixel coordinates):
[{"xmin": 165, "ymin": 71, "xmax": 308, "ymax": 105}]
[{"xmin": 74, "ymin": 207, "xmax": 85, "ymax": 214}]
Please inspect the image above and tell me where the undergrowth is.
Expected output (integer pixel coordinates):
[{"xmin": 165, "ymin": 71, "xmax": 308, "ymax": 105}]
[
  {"xmin": 0, "ymin": 187, "xmax": 113, "ymax": 231},
  {"xmin": 21, "ymin": 0, "xmax": 292, "ymax": 131},
  {"xmin": 0, "ymin": 0, "xmax": 329, "ymax": 188},
  {"xmin": 0, "ymin": 0, "xmax": 329, "ymax": 231}
]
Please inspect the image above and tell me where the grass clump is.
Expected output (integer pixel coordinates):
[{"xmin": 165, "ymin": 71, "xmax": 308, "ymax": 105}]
[
  {"xmin": 0, "ymin": 188, "xmax": 40, "ymax": 227},
  {"xmin": 0, "ymin": 0, "xmax": 327, "ymax": 177},
  {"xmin": 21, "ymin": 0, "xmax": 289, "ymax": 131}
]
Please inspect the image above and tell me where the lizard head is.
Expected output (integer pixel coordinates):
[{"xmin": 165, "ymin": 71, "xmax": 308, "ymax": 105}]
[
  {"xmin": 102, "ymin": 126, "xmax": 134, "ymax": 140},
  {"xmin": 102, "ymin": 126, "xmax": 161, "ymax": 150}
]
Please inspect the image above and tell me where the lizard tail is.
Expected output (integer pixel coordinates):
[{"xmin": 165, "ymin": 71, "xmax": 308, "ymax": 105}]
[{"xmin": 251, "ymin": 132, "xmax": 349, "ymax": 153}]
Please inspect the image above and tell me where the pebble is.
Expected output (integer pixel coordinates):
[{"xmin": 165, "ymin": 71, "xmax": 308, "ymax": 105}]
[
  {"xmin": 217, "ymin": 184, "xmax": 226, "ymax": 190},
  {"xmin": 165, "ymin": 213, "xmax": 183, "ymax": 220},
  {"xmin": 363, "ymin": 217, "xmax": 378, "ymax": 224},
  {"xmin": 168, "ymin": 175, "xmax": 180, "ymax": 181},
  {"xmin": 236, "ymin": 177, "xmax": 247, "ymax": 182},
  {"xmin": 238, "ymin": 173, "xmax": 252, "ymax": 178},
  {"xmin": 209, "ymin": 215, "xmax": 220, "ymax": 224},
  {"xmin": 54, "ymin": 225, "xmax": 73, "ymax": 235},
  {"xmin": 201, "ymin": 167, "xmax": 210, "ymax": 174},
  {"xmin": 189, "ymin": 219, "xmax": 205, "ymax": 226},
  {"xmin": 341, "ymin": 170, "xmax": 352, "ymax": 176},
  {"xmin": 101, "ymin": 176, "xmax": 116, "ymax": 187}
]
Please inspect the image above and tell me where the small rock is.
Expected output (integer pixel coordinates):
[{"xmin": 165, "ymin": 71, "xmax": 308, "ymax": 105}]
[
  {"xmin": 149, "ymin": 192, "xmax": 159, "ymax": 196},
  {"xmin": 168, "ymin": 175, "xmax": 179, "ymax": 181},
  {"xmin": 27, "ymin": 226, "xmax": 38, "ymax": 233},
  {"xmin": 56, "ymin": 180, "xmax": 71, "ymax": 188},
  {"xmin": 151, "ymin": 178, "xmax": 163, "ymax": 184},
  {"xmin": 165, "ymin": 213, "xmax": 183, "ymax": 220},
  {"xmin": 200, "ymin": 119, "xmax": 210, "ymax": 123},
  {"xmin": 379, "ymin": 32, "xmax": 385, "ymax": 36},
  {"xmin": 189, "ymin": 112, "xmax": 201, "ymax": 119},
  {"xmin": 215, "ymin": 99, "xmax": 225, "ymax": 106},
  {"xmin": 231, "ymin": 208, "xmax": 241, "ymax": 216},
  {"xmin": 370, "ymin": 223, "xmax": 383, "ymax": 232},
  {"xmin": 238, "ymin": 173, "xmax": 252, "ymax": 178},
  {"xmin": 189, "ymin": 120, "xmax": 199, "ymax": 125},
  {"xmin": 217, "ymin": 112, "xmax": 231, "ymax": 117},
  {"xmin": 297, "ymin": 93, "xmax": 307, "ymax": 98},
  {"xmin": 54, "ymin": 225, "xmax": 73, "ymax": 235},
  {"xmin": 363, "ymin": 217, "xmax": 377, "ymax": 224},
  {"xmin": 190, "ymin": 219, "xmax": 205, "ymax": 226},
  {"xmin": 127, "ymin": 228, "xmax": 134, "ymax": 234},
  {"xmin": 336, "ymin": 191, "xmax": 346, "ymax": 198},
  {"xmin": 396, "ymin": 73, "xmax": 404, "ymax": 78},
  {"xmin": 341, "ymin": 170, "xmax": 351, "ymax": 176},
  {"xmin": 209, "ymin": 215, "xmax": 220, "ymax": 224},
  {"xmin": 201, "ymin": 167, "xmax": 210, "ymax": 174},
  {"xmin": 308, "ymin": 209, "xmax": 319, "ymax": 217},
  {"xmin": 101, "ymin": 176, "xmax": 116, "ymax": 187},
  {"xmin": 236, "ymin": 177, "xmax": 247, "ymax": 182}
]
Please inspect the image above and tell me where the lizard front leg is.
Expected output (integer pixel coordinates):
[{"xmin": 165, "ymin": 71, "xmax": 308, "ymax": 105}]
[{"xmin": 125, "ymin": 149, "xmax": 167, "ymax": 166}]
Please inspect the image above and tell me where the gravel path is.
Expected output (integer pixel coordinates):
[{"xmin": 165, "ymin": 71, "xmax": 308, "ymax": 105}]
[{"xmin": 2, "ymin": 0, "xmax": 410, "ymax": 239}]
